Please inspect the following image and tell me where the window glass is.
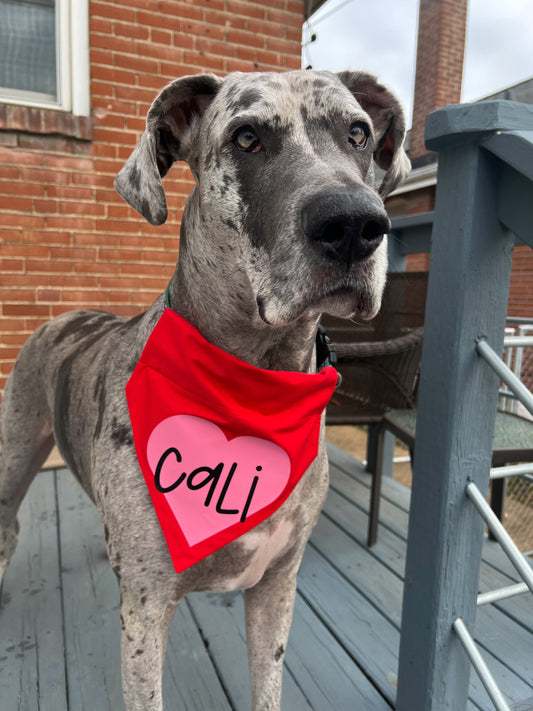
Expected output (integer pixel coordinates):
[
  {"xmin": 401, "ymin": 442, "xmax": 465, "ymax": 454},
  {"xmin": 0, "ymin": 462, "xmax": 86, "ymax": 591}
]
[{"xmin": 0, "ymin": 0, "xmax": 57, "ymax": 100}]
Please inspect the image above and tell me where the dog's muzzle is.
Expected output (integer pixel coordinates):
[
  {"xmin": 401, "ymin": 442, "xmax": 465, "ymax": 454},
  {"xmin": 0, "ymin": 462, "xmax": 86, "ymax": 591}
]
[{"xmin": 302, "ymin": 188, "xmax": 391, "ymax": 265}]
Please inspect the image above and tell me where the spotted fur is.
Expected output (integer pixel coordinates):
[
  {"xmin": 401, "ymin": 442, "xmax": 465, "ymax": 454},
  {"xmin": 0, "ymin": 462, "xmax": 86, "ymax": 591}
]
[{"xmin": 0, "ymin": 70, "xmax": 410, "ymax": 711}]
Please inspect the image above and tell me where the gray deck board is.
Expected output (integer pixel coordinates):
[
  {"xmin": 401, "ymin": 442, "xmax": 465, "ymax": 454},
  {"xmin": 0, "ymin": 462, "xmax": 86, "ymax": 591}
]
[
  {"xmin": 0, "ymin": 446, "xmax": 531, "ymax": 710},
  {"xmin": 0, "ymin": 471, "xmax": 67, "ymax": 711}
]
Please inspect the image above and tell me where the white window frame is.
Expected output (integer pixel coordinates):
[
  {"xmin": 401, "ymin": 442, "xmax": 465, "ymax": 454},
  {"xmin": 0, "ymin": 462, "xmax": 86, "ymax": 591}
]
[{"xmin": 0, "ymin": 0, "xmax": 90, "ymax": 117}]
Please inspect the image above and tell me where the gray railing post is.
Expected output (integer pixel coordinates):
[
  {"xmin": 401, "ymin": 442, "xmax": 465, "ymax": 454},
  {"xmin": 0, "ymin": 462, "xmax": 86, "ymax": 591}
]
[{"xmin": 395, "ymin": 102, "xmax": 533, "ymax": 711}]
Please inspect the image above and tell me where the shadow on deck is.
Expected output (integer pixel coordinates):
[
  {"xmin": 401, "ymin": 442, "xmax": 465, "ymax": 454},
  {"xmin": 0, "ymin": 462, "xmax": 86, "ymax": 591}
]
[{"xmin": 1, "ymin": 444, "xmax": 532, "ymax": 710}]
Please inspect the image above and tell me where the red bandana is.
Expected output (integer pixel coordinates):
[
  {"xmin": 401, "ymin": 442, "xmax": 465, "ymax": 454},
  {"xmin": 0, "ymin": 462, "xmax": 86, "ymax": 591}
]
[{"xmin": 125, "ymin": 307, "xmax": 337, "ymax": 573}]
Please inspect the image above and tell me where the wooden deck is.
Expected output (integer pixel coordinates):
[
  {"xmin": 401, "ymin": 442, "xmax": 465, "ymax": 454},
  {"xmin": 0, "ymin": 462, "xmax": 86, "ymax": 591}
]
[{"xmin": 1, "ymin": 444, "xmax": 532, "ymax": 711}]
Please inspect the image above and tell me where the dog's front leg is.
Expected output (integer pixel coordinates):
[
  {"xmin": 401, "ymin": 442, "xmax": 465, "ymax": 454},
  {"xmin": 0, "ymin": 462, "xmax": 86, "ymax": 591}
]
[
  {"xmin": 119, "ymin": 585, "xmax": 179, "ymax": 711},
  {"xmin": 244, "ymin": 563, "xmax": 300, "ymax": 711}
]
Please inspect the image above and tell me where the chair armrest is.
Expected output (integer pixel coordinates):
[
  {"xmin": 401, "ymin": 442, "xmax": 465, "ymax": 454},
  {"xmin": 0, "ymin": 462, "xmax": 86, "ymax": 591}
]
[{"xmin": 334, "ymin": 327, "xmax": 424, "ymax": 360}]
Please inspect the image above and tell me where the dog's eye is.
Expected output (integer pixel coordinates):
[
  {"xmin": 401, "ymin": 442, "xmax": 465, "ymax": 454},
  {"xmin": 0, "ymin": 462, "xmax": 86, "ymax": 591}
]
[
  {"xmin": 349, "ymin": 123, "xmax": 369, "ymax": 150},
  {"xmin": 233, "ymin": 126, "xmax": 262, "ymax": 153}
]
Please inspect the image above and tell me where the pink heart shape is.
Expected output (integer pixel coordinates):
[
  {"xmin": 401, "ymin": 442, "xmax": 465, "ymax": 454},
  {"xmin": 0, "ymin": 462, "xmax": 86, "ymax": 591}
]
[{"xmin": 146, "ymin": 415, "xmax": 291, "ymax": 546}]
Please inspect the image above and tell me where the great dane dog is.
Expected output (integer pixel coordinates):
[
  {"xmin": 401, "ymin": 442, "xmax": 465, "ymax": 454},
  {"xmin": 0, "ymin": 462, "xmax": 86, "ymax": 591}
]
[{"xmin": 0, "ymin": 70, "xmax": 409, "ymax": 710}]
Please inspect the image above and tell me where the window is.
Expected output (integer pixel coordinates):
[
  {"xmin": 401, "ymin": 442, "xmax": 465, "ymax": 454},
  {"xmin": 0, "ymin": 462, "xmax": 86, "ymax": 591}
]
[{"xmin": 0, "ymin": 0, "xmax": 89, "ymax": 116}]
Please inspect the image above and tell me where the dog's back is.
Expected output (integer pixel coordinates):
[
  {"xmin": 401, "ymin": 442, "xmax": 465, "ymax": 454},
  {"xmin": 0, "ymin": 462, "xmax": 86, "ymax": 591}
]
[{"xmin": 0, "ymin": 306, "xmax": 156, "ymax": 507}]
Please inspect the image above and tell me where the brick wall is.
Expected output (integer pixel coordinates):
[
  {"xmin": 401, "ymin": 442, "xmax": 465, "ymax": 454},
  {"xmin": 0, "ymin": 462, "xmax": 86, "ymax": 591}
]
[
  {"xmin": 407, "ymin": 249, "xmax": 533, "ymax": 317},
  {"xmin": 0, "ymin": 0, "xmax": 304, "ymax": 395},
  {"xmin": 403, "ymin": 0, "xmax": 532, "ymax": 317},
  {"xmin": 409, "ymin": 0, "xmax": 467, "ymax": 162},
  {"xmin": 507, "ymin": 246, "xmax": 533, "ymax": 317}
]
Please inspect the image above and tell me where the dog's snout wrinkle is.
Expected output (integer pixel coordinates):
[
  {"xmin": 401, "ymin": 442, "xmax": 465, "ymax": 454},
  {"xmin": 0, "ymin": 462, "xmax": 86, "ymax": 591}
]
[{"xmin": 302, "ymin": 189, "xmax": 390, "ymax": 265}]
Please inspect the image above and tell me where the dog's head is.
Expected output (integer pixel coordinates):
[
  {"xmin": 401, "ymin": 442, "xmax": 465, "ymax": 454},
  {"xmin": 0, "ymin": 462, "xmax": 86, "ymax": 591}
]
[{"xmin": 115, "ymin": 71, "xmax": 410, "ymax": 327}]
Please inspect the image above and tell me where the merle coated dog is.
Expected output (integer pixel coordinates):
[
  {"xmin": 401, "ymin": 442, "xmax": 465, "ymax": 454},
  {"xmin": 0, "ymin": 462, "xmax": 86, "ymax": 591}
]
[{"xmin": 0, "ymin": 70, "xmax": 410, "ymax": 710}]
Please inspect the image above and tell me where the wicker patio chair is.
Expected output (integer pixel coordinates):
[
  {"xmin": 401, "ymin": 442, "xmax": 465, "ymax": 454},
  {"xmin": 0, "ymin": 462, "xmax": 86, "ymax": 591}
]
[
  {"xmin": 371, "ymin": 409, "xmax": 533, "ymax": 545},
  {"xmin": 323, "ymin": 271, "xmax": 428, "ymax": 545}
]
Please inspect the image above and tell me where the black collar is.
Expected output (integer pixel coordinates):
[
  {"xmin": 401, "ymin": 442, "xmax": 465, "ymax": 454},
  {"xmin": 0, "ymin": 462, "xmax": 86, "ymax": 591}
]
[{"xmin": 316, "ymin": 325, "xmax": 337, "ymax": 370}]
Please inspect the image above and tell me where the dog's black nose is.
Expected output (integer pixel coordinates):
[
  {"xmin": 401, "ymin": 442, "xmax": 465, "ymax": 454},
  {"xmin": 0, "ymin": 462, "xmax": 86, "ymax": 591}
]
[{"xmin": 302, "ymin": 189, "xmax": 391, "ymax": 264}]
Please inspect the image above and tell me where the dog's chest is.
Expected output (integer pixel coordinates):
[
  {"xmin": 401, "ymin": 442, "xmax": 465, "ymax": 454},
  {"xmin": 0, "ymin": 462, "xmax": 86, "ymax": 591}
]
[{"xmin": 208, "ymin": 518, "xmax": 295, "ymax": 591}]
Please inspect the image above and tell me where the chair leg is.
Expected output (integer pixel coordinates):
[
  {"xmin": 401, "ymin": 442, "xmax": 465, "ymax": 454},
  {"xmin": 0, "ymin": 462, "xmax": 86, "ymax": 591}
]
[
  {"xmin": 489, "ymin": 477, "xmax": 506, "ymax": 541},
  {"xmin": 366, "ymin": 424, "xmax": 379, "ymax": 473},
  {"xmin": 368, "ymin": 425, "xmax": 386, "ymax": 547}
]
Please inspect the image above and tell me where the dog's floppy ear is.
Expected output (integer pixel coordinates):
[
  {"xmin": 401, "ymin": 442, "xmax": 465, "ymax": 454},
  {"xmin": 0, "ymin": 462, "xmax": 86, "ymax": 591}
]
[
  {"xmin": 115, "ymin": 74, "xmax": 222, "ymax": 226},
  {"xmin": 337, "ymin": 71, "xmax": 411, "ymax": 198}
]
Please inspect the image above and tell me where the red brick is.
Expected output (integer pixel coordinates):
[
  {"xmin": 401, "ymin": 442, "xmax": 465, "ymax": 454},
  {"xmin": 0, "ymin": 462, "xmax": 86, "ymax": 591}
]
[
  {"xmin": 95, "ymin": 219, "xmax": 141, "ymax": 233},
  {"xmin": 0, "ymin": 333, "xmax": 30, "ymax": 347},
  {"xmin": 114, "ymin": 53, "xmax": 160, "ymax": 75},
  {"xmin": 254, "ymin": 50, "xmax": 285, "ymax": 67},
  {"xmin": 236, "ymin": 46, "xmax": 256, "ymax": 62},
  {"xmin": 0, "ymin": 181, "xmax": 45, "ymax": 196},
  {"xmin": 285, "ymin": 55, "xmax": 302, "ymax": 70},
  {"xmin": 98, "ymin": 275, "xmax": 143, "ymax": 289},
  {"xmin": 115, "ymin": 85, "xmax": 156, "ymax": 104},
  {"xmin": 0, "ymin": 133, "xmax": 18, "ymax": 148},
  {"xmin": 34, "ymin": 200, "xmax": 58, "ymax": 213},
  {"xmin": 59, "ymin": 201, "xmax": 106, "ymax": 216},
  {"xmin": 1, "ymin": 214, "xmax": 46, "ymax": 229},
  {"xmin": 121, "ymin": 261, "xmax": 167, "ymax": 275},
  {"xmin": 91, "ymin": 0, "xmax": 136, "ymax": 21},
  {"xmin": 173, "ymin": 32, "xmax": 195, "ymax": 51},
  {"xmin": 266, "ymin": 36, "xmax": 300, "ymax": 54},
  {"xmin": 3, "ymin": 244, "xmax": 48, "ymax": 258},
  {"xmin": 0, "ymin": 289, "xmax": 35, "ymax": 302},
  {"xmin": 37, "ymin": 289, "xmax": 62, "ymax": 302},
  {"xmin": 226, "ymin": 28, "xmax": 262, "ymax": 48},
  {"xmin": 226, "ymin": 0, "xmax": 265, "ymax": 19},
  {"xmin": 99, "ymin": 247, "xmax": 143, "ymax": 261},
  {"xmin": 27, "ymin": 107, "xmax": 44, "ymax": 134},
  {"xmin": 90, "ymin": 16, "xmax": 113, "ymax": 34},
  {"xmin": 9, "ymin": 105, "xmax": 27, "ymax": 131},
  {"xmin": 1, "ymin": 274, "xmax": 43, "ymax": 287},
  {"xmin": 0, "ymin": 228, "xmax": 22, "ymax": 242},
  {"xmin": 46, "ymin": 155, "xmax": 94, "ymax": 171},
  {"xmin": 48, "ymin": 185, "xmax": 94, "ymax": 200},
  {"xmin": 72, "ymin": 172, "xmax": 112, "ymax": 187},
  {"xmin": 47, "ymin": 217, "xmax": 96, "ymax": 231},
  {"xmin": 142, "ymin": 276, "xmax": 171, "ymax": 290},
  {"xmin": 50, "ymin": 246, "xmax": 97, "ymax": 260},
  {"xmin": 75, "ymin": 260, "xmax": 119, "ymax": 275},
  {"xmin": 92, "ymin": 65, "xmax": 137, "ymax": 86},
  {"xmin": 50, "ymin": 274, "xmax": 98, "ymax": 288},
  {"xmin": 136, "ymin": 42, "xmax": 182, "ymax": 63},
  {"xmin": 151, "ymin": 28, "xmax": 173, "ymax": 45},
  {"xmin": 288, "ymin": 0, "xmax": 304, "ymax": 14},
  {"xmin": 50, "ymin": 305, "xmax": 80, "ymax": 317},
  {"xmin": 0, "ymin": 318, "xmax": 30, "ymax": 332},
  {"xmin": 0, "ymin": 196, "xmax": 33, "ymax": 211},
  {"xmin": 62, "ymin": 289, "xmax": 110, "ymax": 303},
  {"xmin": 91, "ymin": 80, "xmax": 116, "ymax": 97},
  {"xmin": 159, "ymin": 1, "xmax": 203, "ymax": 20},
  {"xmin": 3, "ymin": 303, "xmax": 51, "ymax": 317},
  {"xmin": 92, "ymin": 143, "xmax": 119, "ymax": 158},
  {"xmin": 114, "ymin": 21, "xmax": 150, "ymax": 40},
  {"xmin": 0, "ymin": 148, "xmax": 43, "ymax": 165},
  {"xmin": 137, "ymin": 9, "xmax": 182, "ymax": 31},
  {"xmin": 183, "ymin": 52, "xmax": 226, "ymax": 72},
  {"xmin": 19, "ymin": 134, "xmax": 71, "ymax": 153},
  {"xmin": 265, "ymin": 7, "xmax": 302, "ymax": 27}
]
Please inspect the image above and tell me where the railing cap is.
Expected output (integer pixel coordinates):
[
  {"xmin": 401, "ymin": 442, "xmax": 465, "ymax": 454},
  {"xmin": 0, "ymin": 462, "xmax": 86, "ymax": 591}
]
[{"xmin": 425, "ymin": 100, "xmax": 533, "ymax": 151}]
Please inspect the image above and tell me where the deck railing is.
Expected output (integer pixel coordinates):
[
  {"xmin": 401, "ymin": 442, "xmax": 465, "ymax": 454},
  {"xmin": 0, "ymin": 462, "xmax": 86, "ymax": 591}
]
[
  {"xmin": 394, "ymin": 101, "xmax": 533, "ymax": 711},
  {"xmin": 500, "ymin": 321, "xmax": 533, "ymax": 412},
  {"xmin": 458, "ymin": 339, "xmax": 533, "ymax": 711}
]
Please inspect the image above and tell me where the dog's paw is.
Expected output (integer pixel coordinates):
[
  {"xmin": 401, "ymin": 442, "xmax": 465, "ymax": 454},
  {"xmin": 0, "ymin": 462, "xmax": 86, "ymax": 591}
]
[{"xmin": 0, "ymin": 521, "xmax": 18, "ymax": 586}]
